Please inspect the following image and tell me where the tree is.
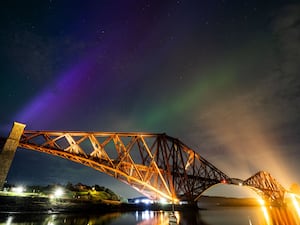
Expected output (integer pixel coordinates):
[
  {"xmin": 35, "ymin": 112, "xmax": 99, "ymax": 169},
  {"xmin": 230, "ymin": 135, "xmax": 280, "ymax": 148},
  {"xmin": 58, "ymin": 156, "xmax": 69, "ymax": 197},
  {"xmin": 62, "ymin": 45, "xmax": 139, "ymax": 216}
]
[{"xmin": 66, "ymin": 182, "xmax": 75, "ymax": 191}]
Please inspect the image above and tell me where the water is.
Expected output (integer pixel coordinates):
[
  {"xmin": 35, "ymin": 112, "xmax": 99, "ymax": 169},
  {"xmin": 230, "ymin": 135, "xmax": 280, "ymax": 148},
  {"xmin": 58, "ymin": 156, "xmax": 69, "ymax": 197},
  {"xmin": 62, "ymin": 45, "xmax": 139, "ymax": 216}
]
[{"xmin": 0, "ymin": 206, "xmax": 299, "ymax": 225}]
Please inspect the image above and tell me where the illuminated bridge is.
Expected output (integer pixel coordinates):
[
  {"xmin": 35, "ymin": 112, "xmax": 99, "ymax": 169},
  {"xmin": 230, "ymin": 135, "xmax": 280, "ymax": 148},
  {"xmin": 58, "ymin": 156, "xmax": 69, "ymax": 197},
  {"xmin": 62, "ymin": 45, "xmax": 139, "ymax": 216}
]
[{"xmin": 0, "ymin": 122, "xmax": 287, "ymax": 205}]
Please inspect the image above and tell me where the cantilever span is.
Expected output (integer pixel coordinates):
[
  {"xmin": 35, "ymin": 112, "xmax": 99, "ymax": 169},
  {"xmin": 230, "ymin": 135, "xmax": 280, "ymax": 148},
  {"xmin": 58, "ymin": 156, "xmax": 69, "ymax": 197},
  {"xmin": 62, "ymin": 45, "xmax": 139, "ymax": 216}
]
[
  {"xmin": 18, "ymin": 130, "xmax": 231, "ymax": 202},
  {"xmin": 243, "ymin": 171, "xmax": 286, "ymax": 205},
  {"xmin": 0, "ymin": 122, "xmax": 288, "ymax": 205},
  {"xmin": 1, "ymin": 122, "xmax": 230, "ymax": 202}
]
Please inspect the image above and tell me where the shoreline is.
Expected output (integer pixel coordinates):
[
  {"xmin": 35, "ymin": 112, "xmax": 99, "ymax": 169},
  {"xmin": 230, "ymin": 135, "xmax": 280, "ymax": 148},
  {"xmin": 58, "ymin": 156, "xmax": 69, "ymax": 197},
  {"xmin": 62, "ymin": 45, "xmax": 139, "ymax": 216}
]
[
  {"xmin": 0, "ymin": 195, "xmax": 197, "ymax": 214},
  {"xmin": 0, "ymin": 195, "xmax": 260, "ymax": 214}
]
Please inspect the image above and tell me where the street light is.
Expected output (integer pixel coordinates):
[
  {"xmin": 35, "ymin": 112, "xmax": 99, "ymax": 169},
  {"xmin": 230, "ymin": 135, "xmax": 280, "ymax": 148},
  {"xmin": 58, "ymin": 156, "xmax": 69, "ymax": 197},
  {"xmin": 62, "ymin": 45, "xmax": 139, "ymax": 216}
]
[{"xmin": 54, "ymin": 188, "xmax": 64, "ymax": 198}]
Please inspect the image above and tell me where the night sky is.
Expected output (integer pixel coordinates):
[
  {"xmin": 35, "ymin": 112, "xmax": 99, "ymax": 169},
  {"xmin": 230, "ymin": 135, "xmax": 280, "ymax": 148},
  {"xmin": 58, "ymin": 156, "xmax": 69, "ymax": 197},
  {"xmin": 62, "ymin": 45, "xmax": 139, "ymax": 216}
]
[{"xmin": 1, "ymin": 0, "xmax": 300, "ymax": 198}]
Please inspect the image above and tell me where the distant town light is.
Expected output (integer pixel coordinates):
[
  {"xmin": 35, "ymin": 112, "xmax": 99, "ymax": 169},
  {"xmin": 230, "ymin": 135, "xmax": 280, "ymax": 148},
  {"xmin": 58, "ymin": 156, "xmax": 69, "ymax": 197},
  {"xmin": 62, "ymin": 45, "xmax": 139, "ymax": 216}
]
[
  {"xmin": 141, "ymin": 199, "xmax": 153, "ymax": 205},
  {"xmin": 54, "ymin": 188, "xmax": 64, "ymax": 198},
  {"xmin": 12, "ymin": 186, "xmax": 24, "ymax": 193},
  {"xmin": 134, "ymin": 198, "xmax": 153, "ymax": 205},
  {"xmin": 159, "ymin": 198, "xmax": 168, "ymax": 205}
]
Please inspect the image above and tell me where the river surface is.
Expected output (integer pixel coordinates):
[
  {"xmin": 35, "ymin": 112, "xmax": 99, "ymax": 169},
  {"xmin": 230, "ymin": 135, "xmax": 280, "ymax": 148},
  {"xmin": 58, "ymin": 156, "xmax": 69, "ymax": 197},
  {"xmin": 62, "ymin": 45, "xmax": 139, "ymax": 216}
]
[{"xmin": 0, "ymin": 205, "xmax": 299, "ymax": 225}]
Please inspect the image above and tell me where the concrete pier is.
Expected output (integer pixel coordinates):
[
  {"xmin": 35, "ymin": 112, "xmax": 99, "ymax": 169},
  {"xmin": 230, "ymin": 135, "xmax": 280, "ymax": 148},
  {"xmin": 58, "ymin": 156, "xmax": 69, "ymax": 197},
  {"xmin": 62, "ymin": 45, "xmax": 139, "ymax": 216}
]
[{"xmin": 0, "ymin": 122, "xmax": 26, "ymax": 190}]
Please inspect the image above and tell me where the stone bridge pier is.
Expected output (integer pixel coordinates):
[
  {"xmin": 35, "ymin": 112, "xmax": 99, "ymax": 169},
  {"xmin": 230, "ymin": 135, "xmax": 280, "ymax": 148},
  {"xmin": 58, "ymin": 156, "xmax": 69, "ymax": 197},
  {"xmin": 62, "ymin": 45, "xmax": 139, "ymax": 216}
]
[{"xmin": 0, "ymin": 122, "xmax": 25, "ymax": 190}]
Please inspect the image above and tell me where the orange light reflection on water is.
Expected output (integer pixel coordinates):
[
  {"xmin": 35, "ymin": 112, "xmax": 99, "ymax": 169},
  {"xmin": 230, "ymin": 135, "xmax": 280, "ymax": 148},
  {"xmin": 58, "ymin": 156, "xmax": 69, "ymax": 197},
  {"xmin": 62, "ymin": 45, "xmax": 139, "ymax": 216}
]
[
  {"xmin": 134, "ymin": 197, "xmax": 300, "ymax": 225},
  {"xmin": 136, "ymin": 211, "xmax": 171, "ymax": 225},
  {"xmin": 135, "ymin": 210, "xmax": 181, "ymax": 225},
  {"xmin": 291, "ymin": 194, "xmax": 300, "ymax": 219},
  {"xmin": 256, "ymin": 195, "xmax": 300, "ymax": 225}
]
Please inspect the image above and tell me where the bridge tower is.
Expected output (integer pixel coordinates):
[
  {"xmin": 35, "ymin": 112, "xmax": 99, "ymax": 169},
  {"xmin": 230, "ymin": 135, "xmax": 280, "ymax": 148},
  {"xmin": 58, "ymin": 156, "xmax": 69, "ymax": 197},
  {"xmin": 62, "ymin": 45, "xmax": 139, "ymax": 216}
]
[{"xmin": 0, "ymin": 122, "xmax": 25, "ymax": 190}]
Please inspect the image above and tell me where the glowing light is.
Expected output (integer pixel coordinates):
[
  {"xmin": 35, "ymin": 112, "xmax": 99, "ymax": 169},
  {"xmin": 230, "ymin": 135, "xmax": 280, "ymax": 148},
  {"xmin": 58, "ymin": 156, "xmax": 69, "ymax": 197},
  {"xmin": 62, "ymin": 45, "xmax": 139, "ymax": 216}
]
[
  {"xmin": 54, "ymin": 188, "xmax": 64, "ymax": 198},
  {"xmin": 172, "ymin": 198, "xmax": 179, "ymax": 204},
  {"xmin": 257, "ymin": 197, "xmax": 265, "ymax": 206},
  {"xmin": 12, "ymin": 186, "xmax": 24, "ymax": 193},
  {"xmin": 159, "ymin": 198, "xmax": 168, "ymax": 205},
  {"xmin": 134, "ymin": 198, "xmax": 153, "ymax": 205},
  {"xmin": 221, "ymin": 179, "xmax": 227, "ymax": 184},
  {"xmin": 291, "ymin": 194, "xmax": 300, "ymax": 219},
  {"xmin": 142, "ymin": 199, "xmax": 153, "ymax": 205}
]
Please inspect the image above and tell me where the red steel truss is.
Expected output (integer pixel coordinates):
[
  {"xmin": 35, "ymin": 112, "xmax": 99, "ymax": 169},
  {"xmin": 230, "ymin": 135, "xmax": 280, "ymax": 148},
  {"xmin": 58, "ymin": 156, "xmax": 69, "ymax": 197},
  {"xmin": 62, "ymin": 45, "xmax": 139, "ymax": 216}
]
[
  {"xmin": 243, "ymin": 171, "xmax": 286, "ymax": 205},
  {"xmin": 19, "ymin": 130, "xmax": 230, "ymax": 202}
]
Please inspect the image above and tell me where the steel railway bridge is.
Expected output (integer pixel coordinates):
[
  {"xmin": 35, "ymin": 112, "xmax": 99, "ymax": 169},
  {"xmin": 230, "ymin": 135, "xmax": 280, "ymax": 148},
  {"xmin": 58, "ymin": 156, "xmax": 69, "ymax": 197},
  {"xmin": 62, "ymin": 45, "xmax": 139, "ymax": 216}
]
[{"xmin": 0, "ymin": 122, "xmax": 287, "ymax": 205}]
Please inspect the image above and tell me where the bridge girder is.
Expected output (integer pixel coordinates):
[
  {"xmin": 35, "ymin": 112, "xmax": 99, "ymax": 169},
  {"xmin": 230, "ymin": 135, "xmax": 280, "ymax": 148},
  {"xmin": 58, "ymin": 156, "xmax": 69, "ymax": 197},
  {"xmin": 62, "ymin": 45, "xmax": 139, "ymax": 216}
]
[{"xmin": 18, "ymin": 130, "xmax": 230, "ymax": 202}]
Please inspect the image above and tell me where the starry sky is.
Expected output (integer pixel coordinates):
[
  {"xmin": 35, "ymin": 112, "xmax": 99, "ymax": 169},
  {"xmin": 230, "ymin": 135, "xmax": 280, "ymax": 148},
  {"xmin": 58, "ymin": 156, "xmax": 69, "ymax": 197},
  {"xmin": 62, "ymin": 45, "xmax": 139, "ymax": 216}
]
[{"xmin": 1, "ymin": 0, "xmax": 300, "ymax": 198}]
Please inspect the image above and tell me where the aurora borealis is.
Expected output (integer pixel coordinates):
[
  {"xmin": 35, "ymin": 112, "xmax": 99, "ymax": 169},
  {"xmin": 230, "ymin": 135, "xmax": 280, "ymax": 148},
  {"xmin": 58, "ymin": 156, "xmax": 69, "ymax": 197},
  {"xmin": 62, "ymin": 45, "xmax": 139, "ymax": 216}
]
[{"xmin": 1, "ymin": 1, "xmax": 300, "ymax": 197}]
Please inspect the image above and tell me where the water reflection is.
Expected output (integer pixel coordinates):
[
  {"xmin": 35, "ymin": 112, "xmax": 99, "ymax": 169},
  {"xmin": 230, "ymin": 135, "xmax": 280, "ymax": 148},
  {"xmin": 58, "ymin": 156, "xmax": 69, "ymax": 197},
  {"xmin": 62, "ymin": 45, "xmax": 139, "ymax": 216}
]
[
  {"xmin": 0, "ymin": 202, "xmax": 299, "ymax": 225},
  {"xmin": 260, "ymin": 194, "xmax": 300, "ymax": 225},
  {"xmin": 0, "ymin": 212, "xmax": 122, "ymax": 225},
  {"xmin": 135, "ymin": 211, "xmax": 168, "ymax": 225},
  {"xmin": 266, "ymin": 204, "xmax": 300, "ymax": 225},
  {"xmin": 198, "ymin": 203, "xmax": 300, "ymax": 225}
]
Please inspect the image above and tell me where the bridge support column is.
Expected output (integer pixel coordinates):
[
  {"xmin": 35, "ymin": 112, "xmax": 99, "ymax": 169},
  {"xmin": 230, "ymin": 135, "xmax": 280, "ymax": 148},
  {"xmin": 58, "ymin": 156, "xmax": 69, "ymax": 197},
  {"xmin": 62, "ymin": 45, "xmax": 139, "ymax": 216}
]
[{"xmin": 0, "ymin": 122, "xmax": 26, "ymax": 190}]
